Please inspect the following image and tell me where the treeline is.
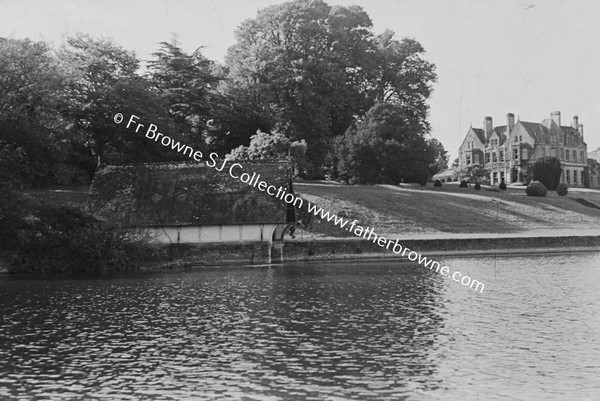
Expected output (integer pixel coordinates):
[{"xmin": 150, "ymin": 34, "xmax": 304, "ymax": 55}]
[{"xmin": 0, "ymin": 0, "xmax": 447, "ymax": 191}]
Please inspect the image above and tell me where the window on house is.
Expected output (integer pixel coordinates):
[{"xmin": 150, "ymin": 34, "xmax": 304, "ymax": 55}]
[
  {"xmin": 466, "ymin": 155, "xmax": 471, "ymax": 165},
  {"xmin": 485, "ymin": 153, "xmax": 490, "ymax": 163},
  {"xmin": 580, "ymin": 151, "xmax": 584, "ymax": 161},
  {"xmin": 492, "ymin": 153, "xmax": 497, "ymax": 162},
  {"xmin": 566, "ymin": 170, "xmax": 571, "ymax": 183},
  {"xmin": 519, "ymin": 135, "xmax": 523, "ymax": 142},
  {"xmin": 513, "ymin": 148, "xmax": 519, "ymax": 160},
  {"xmin": 521, "ymin": 148, "xmax": 528, "ymax": 160},
  {"xmin": 566, "ymin": 150, "xmax": 570, "ymax": 161},
  {"xmin": 573, "ymin": 150, "xmax": 577, "ymax": 162},
  {"xmin": 574, "ymin": 170, "xmax": 578, "ymax": 184},
  {"xmin": 499, "ymin": 151, "xmax": 504, "ymax": 162}
]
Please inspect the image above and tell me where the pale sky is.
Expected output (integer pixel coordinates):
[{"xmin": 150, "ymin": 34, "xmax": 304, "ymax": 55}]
[{"xmin": 2, "ymin": 0, "xmax": 600, "ymax": 159}]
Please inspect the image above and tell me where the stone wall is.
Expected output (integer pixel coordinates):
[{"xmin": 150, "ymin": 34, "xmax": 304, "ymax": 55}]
[
  {"xmin": 283, "ymin": 236, "xmax": 600, "ymax": 262},
  {"xmin": 152, "ymin": 241, "xmax": 272, "ymax": 268}
]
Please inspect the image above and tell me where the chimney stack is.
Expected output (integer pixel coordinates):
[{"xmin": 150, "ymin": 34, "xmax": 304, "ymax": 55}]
[
  {"xmin": 578, "ymin": 123, "xmax": 584, "ymax": 138},
  {"xmin": 483, "ymin": 116, "xmax": 493, "ymax": 135},
  {"xmin": 551, "ymin": 111, "xmax": 561, "ymax": 126},
  {"xmin": 572, "ymin": 115, "xmax": 579, "ymax": 129},
  {"xmin": 507, "ymin": 113, "xmax": 515, "ymax": 132}
]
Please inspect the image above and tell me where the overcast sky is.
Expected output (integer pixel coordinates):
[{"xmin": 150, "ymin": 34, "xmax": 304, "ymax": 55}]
[{"xmin": 2, "ymin": 0, "xmax": 600, "ymax": 159}]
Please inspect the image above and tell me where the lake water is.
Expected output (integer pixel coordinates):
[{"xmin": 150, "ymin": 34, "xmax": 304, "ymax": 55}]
[{"xmin": 1, "ymin": 253, "xmax": 599, "ymax": 400}]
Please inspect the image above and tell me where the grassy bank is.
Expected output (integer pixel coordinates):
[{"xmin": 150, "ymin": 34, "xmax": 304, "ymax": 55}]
[{"xmin": 293, "ymin": 182, "xmax": 600, "ymax": 238}]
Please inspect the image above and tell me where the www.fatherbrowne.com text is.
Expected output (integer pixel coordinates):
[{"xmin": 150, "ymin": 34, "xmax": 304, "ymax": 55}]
[{"xmin": 115, "ymin": 113, "xmax": 485, "ymax": 293}]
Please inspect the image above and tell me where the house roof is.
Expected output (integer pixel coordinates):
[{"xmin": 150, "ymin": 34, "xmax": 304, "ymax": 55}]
[
  {"xmin": 491, "ymin": 125, "xmax": 508, "ymax": 144},
  {"xmin": 471, "ymin": 128, "xmax": 486, "ymax": 143},
  {"xmin": 87, "ymin": 160, "xmax": 294, "ymax": 227},
  {"xmin": 519, "ymin": 121, "xmax": 550, "ymax": 143}
]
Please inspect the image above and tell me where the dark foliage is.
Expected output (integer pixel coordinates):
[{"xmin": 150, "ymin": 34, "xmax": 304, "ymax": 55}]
[
  {"xmin": 474, "ymin": 182, "xmax": 481, "ymax": 190},
  {"xmin": 499, "ymin": 180, "xmax": 507, "ymax": 191},
  {"xmin": 434, "ymin": 179, "xmax": 442, "ymax": 187},
  {"xmin": 459, "ymin": 180, "xmax": 468, "ymax": 188},
  {"xmin": 526, "ymin": 181, "xmax": 547, "ymax": 197},
  {"xmin": 556, "ymin": 182, "xmax": 568, "ymax": 196},
  {"xmin": 331, "ymin": 103, "xmax": 434, "ymax": 184},
  {"xmin": 532, "ymin": 157, "xmax": 562, "ymax": 191},
  {"xmin": 7, "ymin": 204, "xmax": 156, "ymax": 274},
  {"xmin": 0, "ymin": 183, "xmax": 26, "ymax": 249}
]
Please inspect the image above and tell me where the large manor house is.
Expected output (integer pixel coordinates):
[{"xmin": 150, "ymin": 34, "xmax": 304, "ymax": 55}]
[{"xmin": 457, "ymin": 111, "xmax": 600, "ymax": 188}]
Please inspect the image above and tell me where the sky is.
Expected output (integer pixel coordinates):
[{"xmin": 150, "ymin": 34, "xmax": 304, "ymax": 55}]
[{"xmin": 2, "ymin": 0, "xmax": 600, "ymax": 160}]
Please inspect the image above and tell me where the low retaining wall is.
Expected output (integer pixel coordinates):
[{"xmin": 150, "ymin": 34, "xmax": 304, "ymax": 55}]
[
  {"xmin": 3, "ymin": 236, "xmax": 598, "ymax": 273},
  {"xmin": 283, "ymin": 235, "xmax": 600, "ymax": 262},
  {"xmin": 155, "ymin": 241, "xmax": 272, "ymax": 267}
]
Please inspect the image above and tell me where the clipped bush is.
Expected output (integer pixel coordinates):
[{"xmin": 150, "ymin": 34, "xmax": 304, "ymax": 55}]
[
  {"xmin": 499, "ymin": 180, "xmax": 507, "ymax": 191},
  {"xmin": 459, "ymin": 180, "xmax": 468, "ymax": 188},
  {"xmin": 556, "ymin": 182, "xmax": 568, "ymax": 196},
  {"xmin": 533, "ymin": 156, "xmax": 562, "ymax": 190},
  {"xmin": 434, "ymin": 179, "xmax": 442, "ymax": 187},
  {"xmin": 526, "ymin": 181, "xmax": 547, "ymax": 197},
  {"xmin": 474, "ymin": 182, "xmax": 481, "ymax": 190}
]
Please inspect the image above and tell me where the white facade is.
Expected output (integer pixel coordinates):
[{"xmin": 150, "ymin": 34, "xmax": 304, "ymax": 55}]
[{"xmin": 147, "ymin": 223, "xmax": 285, "ymax": 245}]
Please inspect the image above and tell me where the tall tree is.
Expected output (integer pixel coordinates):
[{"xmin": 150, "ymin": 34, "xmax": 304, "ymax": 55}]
[
  {"xmin": 373, "ymin": 30, "xmax": 437, "ymax": 136},
  {"xmin": 63, "ymin": 34, "xmax": 167, "ymax": 169},
  {"xmin": 225, "ymin": 0, "xmax": 376, "ymax": 175},
  {"xmin": 147, "ymin": 37, "xmax": 221, "ymax": 151},
  {"xmin": 332, "ymin": 103, "xmax": 433, "ymax": 184},
  {"xmin": 0, "ymin": 37, "xmax": 72, "ymax": 186}
]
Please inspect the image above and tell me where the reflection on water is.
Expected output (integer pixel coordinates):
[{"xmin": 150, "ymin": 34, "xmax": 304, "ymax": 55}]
[{"xmin": 1, "ymin": 253, "xmax": 599, "ymax": 400}]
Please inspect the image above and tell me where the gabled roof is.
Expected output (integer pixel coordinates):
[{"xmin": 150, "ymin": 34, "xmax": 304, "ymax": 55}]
[
  {"xmin": 491, "ymin": 125, "xmax": 508, "ymax": 144},
  {"xmin": 87, "ymin": 160, "xmax": 294, "ymax": 227},
  {"xmin": 519, "ymin": 121, "xmax": 550, "ymax": 143},
  {"xmin": 471, "ymin": 128, "xmax": 486, "ymax": 143}
]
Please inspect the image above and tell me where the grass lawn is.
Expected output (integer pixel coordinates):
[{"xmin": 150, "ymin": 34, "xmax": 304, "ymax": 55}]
[{"xmin": 293, "ymin": 182, "xmax": 600, "ymax": 238}]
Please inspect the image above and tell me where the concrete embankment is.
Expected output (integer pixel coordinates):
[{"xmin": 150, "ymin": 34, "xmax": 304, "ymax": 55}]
[
  {"xmin": 2, "ymin": 235, "xmax": 598, "ymax": 273},
  {"xmin": 283, "ymin": 234, "xmax": 600, "ymax": 262}
]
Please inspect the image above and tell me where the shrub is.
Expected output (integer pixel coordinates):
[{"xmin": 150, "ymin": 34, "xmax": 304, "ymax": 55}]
[
  {"xmin": 459, "ymin": 180, "xmax": 468, "ymax": 188},
  {"xmin": 9, "ymin": 204, "xmax": 156, "ymax": 274},
  {"xmin": 474, "ymin": 182, "xmax": 481, "ymax": 190},
  {"xmin": 499, "ymin": 180, "xmax": 507, "ymax": 191},
  {"xmin": 434, "ymin": 179, "xmax": 442, "ymax": 187},
  {"xmin": 556, "ymin": 182, "xmax": 568, "ymax": 196},
  {"xmin": 533, "ymin": 156, "xmax": 562, "ymax": 190},
  {"xmin": 526, "ymin": 181, "xmax": 547, "ymax": 197}
]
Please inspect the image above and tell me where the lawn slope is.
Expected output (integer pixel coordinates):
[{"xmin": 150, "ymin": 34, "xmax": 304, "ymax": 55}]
[{"xmin": 293, "ymin": 182, "xmax": 600, "ymax": 238}]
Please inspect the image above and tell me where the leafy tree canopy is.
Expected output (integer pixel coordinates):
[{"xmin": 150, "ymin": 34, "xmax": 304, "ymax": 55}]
[
  {"xmin": 331, "ymin": 103, "xmax": 433, "ymax": 185},
  {"xmin": 224, "ymin": 0, "xmax": 437, "ymax": 176}
]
